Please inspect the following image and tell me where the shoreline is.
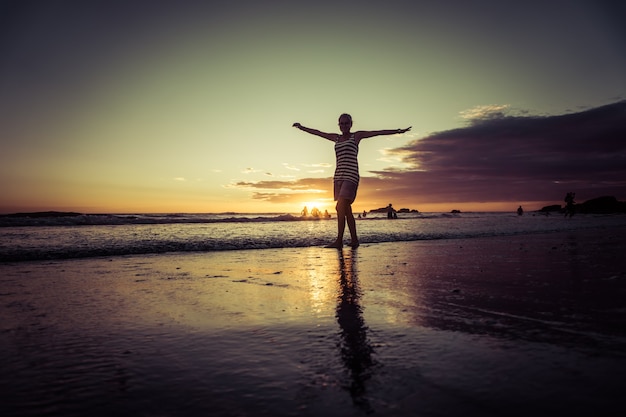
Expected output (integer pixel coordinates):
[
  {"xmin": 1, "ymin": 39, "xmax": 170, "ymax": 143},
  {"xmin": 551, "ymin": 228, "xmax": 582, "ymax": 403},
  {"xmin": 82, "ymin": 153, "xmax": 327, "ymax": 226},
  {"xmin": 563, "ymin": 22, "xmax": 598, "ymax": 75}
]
[
  {"xmin": 2, "ymin": 227, "xmax": 626, "ymax": 416},
  {"xmin": 3, "ymin": 220, "xmax": 626, "ymax": 264}
]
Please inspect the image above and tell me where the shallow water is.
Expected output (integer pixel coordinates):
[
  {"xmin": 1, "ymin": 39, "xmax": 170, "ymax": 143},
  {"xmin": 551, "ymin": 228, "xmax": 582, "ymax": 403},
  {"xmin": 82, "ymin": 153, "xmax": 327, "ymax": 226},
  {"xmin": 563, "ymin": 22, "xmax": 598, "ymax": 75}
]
[{"xmin": 2, "ymin": 233, "xmax": 626, "ymax": 416}]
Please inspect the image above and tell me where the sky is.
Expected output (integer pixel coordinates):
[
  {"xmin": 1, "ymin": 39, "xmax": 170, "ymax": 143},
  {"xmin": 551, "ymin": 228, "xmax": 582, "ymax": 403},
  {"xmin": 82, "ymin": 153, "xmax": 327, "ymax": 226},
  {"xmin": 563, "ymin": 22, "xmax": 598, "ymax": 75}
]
[{"xmin": 1, "ymin": 0, "xmax": 625, "ymax": 214}]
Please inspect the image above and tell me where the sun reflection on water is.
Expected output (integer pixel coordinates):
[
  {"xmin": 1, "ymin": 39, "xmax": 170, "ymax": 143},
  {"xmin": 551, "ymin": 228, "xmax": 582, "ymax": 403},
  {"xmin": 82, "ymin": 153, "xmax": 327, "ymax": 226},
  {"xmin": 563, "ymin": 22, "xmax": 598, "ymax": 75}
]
[{"xmin": 303, "ymin": 249, "xmax": 339, "ymax": 318}]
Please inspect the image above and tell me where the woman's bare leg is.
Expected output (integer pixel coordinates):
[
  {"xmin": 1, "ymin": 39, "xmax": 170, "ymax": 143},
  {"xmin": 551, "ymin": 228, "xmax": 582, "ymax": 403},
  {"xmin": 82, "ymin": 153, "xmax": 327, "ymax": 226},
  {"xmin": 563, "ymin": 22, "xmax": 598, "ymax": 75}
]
[
  {"xmin": 325, "ymin": 199, "xmax": 350, "ymax": 248},
  {"xmin": 345, "ymin": 202, "xmax": 359, "ymax": 247}
]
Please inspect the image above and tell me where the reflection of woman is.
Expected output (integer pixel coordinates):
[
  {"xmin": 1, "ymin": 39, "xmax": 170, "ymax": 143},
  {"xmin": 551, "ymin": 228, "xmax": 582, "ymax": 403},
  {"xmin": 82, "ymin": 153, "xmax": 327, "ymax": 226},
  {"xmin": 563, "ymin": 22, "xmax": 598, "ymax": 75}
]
[
  {"xmin": 335, "ymin": 250, "xmax": 374, "ymax": 412},
  {"xmin": 293, "ymin": 114, "xmax": 411, "ymax": 248}
]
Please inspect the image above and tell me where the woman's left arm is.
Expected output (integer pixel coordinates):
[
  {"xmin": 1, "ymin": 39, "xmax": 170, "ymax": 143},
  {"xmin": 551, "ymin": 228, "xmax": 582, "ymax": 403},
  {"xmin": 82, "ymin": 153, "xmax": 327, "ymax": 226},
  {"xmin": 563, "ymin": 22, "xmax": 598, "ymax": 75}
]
[{"xmin": 355, "ymin": 126, "xmax": 412, "ymax": 141}]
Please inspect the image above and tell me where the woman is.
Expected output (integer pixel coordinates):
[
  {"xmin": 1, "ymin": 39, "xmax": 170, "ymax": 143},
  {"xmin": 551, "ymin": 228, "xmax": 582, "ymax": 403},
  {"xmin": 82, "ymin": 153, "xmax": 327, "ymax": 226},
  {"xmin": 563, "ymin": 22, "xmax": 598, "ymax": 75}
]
[{"xmin": 293, "ymin": 114, "xmax": 411, "ymax": 248}]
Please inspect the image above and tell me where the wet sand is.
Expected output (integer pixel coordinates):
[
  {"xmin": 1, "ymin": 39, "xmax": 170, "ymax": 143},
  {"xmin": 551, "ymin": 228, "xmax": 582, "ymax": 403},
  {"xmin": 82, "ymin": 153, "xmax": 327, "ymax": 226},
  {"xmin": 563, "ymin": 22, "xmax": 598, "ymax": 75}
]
[{"xmin": 2, "ymin": 227, "xmax": 626, "ymax": 416}]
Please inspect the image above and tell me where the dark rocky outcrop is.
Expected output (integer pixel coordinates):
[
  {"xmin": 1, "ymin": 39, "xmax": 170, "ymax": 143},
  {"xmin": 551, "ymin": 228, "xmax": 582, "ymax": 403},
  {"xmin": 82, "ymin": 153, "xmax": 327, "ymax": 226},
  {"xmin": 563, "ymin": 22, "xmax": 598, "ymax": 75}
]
[
  {"xmin": 539, "ymin": 196, "xmax": 626, "ymax": 214},
  {"xmin": 577, "ymin": 196, "xmax": 626, "ymax": 214},
  {"xmin": 369, "ymin": 207, "xmax": 419, "ymax": 214},
  {"xmin": 539, "ymin": 204, "xmax": 562, "ymax": 213}
]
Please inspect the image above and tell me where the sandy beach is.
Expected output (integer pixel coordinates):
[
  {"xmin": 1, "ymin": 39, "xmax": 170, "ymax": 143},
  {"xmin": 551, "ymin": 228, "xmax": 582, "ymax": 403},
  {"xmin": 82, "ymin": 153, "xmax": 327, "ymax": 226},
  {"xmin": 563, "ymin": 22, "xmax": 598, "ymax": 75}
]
[{"xmin": 2, "ymin": 226, "xmax": 626, "ymax": 417}]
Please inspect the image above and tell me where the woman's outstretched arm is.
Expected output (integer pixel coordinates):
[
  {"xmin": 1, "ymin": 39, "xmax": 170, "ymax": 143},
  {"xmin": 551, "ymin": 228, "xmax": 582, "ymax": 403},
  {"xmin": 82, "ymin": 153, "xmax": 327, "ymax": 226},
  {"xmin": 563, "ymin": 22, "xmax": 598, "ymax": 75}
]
[
  {"xmin": 355, "ymin": 126, "xmax": 412, "ymax": 141},
  {"xmin": 292, "ymin": 123, "xmax": 337, "ymax": 141}
]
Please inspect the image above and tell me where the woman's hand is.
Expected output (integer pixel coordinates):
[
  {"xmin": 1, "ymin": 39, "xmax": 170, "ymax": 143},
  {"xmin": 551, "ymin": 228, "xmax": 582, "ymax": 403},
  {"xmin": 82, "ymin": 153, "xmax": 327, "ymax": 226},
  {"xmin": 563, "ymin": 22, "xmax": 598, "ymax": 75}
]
[{"xmin": 292, "ymin": 123, "xmax": 301, "ymax": 128}]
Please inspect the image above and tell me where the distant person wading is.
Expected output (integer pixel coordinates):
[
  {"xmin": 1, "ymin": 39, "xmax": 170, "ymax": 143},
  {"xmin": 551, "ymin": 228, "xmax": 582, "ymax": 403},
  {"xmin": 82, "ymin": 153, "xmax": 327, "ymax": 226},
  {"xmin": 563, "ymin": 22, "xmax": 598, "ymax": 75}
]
[{"xmin": 293, "ymin": 114, "xmax": 411, "ymax": 248}]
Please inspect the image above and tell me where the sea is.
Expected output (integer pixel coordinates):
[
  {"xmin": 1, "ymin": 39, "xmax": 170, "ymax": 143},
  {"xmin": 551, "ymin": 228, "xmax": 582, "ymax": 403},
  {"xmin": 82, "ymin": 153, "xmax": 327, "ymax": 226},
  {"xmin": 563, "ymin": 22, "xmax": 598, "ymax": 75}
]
[
  {"xmin": 3, "ymin": 211, "xmax": 626, "ymax": 417},
  {"xmin": 2, "ymin": 210, "xmax": 626, "ymax": 263}
]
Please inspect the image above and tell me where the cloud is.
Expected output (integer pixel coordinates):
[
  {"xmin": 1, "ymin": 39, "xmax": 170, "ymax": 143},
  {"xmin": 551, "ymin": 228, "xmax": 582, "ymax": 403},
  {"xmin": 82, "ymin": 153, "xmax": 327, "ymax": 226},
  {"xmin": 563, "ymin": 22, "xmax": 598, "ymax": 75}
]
[
  {"xmin": 282, "ymin": 163, "xmax": 300, "ymax": 171},
  {"xmin": 249, "ymin": 192, "xmax": 332, "ymax": 204},
  {"xmin": 230, "ymin": 177, "xmax": 332, "ymax": 204},
  {"xmin": 377, "ymin": 148, "xmax": 414, "ymax": 168},
  {"xmin": 233, "ymin": 177, "xmax": 330, "ymax": 192},
  {"xmin": 375, "ymin": 100, "xmax": 626, "ymax": 204},
  {"xmin": 249, "ymin": 192, "xmax": 300, "ymax": 203},
  {"xmin": 301, "ymin": 162, "xmax": 331, "ymax": 174},
  {"xmin": 459, "ymin": 104, "xmax": 510, "ymax": 121},
  {"xmin": 303, "ymin": 163, "xmax": 332, "ymax": 168}
]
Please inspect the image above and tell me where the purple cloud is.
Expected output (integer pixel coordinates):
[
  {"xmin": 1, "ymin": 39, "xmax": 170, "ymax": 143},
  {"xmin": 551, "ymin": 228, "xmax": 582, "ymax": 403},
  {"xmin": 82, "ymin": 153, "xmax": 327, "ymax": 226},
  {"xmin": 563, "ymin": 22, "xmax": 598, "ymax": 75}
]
[{"xmin": 373, "ymin": 100, "xmax": 626, "ymax": 204}]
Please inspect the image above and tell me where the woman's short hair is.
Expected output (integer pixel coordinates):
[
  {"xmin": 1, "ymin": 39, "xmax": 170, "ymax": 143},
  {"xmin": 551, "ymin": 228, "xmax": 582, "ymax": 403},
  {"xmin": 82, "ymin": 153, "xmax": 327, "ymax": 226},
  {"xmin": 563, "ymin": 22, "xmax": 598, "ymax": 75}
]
[{"xmin": 338, "ymin": 113, "xmax": 352, "ymax": 123}]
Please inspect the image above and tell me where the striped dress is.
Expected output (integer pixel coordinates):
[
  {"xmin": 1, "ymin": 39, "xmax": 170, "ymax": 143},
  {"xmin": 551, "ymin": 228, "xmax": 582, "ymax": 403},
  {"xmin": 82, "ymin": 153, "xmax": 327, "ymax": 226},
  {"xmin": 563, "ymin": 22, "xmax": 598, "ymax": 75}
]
[{"xmin": 334, "ymin": 134, "xmax": 360, "ymax": 185}]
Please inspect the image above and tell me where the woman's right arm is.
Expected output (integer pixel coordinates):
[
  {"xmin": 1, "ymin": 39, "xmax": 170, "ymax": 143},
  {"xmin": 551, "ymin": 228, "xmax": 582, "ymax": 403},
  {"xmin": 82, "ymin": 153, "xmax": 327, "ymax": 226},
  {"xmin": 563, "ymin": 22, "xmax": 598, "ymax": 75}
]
[{"xmin": 292, "ymin": 123, "xmax": 336, "ymax": 141}]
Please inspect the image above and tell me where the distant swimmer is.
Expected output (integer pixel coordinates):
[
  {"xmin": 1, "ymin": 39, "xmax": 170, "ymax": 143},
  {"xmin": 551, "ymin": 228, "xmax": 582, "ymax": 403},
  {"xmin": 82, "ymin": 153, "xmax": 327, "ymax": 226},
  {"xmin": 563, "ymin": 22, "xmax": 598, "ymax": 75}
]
[
  {"xmin": 293, "ymin": 114, "xmax": 411, "ymax": 248},
  {"xmin": 517, "ymin": 206, "xmax": 524, "ymax": 216}
]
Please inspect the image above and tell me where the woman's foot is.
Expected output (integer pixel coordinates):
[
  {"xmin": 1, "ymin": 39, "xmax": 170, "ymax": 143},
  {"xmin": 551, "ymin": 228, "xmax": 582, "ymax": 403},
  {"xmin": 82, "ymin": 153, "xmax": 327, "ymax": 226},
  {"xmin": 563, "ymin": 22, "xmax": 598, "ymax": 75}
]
[{"xmin": 348, "ymin": 240, "xmax": 359, "ymax": 248}]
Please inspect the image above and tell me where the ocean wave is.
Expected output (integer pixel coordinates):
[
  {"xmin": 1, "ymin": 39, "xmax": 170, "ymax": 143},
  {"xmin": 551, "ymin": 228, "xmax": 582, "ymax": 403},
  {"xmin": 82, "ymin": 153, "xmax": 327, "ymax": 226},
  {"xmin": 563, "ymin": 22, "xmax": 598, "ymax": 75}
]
[
  {"xmin": 0, "ymin": 232, "xmax": 473, "ymax": 262},
  {"xmin": 2, "ymin": 213, "xmax": 625, "ymax": 263},
  {"xmin": 0, "ymin": 212, "xmax": 348, "ymax": 227},
  {"xmin": 0, "ymin": 210, "xmax": 477, "ymax": 228}
]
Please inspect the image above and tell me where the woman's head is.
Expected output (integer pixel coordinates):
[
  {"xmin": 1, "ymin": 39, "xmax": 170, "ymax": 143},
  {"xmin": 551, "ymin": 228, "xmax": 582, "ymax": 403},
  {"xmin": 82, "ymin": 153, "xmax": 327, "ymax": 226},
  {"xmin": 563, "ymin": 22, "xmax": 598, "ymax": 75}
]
[{"xmin": 338, "ymin": 113, "xmax": 353, "ymax": 133}]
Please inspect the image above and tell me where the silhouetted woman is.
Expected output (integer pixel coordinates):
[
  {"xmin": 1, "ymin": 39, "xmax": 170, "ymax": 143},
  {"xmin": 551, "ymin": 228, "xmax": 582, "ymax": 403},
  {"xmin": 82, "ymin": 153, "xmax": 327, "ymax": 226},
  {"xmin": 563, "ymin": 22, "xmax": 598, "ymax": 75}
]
[{"xmin": 293, "ymin": 114, "xmax": 411, "ymax": 248}]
